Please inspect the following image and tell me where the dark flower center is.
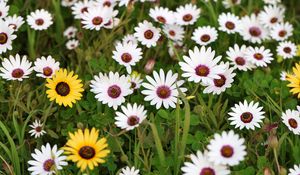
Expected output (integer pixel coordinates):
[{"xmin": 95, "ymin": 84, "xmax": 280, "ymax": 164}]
[
  {"xmin": 200, "ymin": 167, "xmax": 216, "ymax": 175},
  {"xmin": 43, "ymin": 67, "xmax": 53, "ymax": 76},
  {"xmin": 92, "ymin": 17, "xmax": 103, "ymax": 25},
  {"xmin": 127, "ymin": 115, "xmax": 140, "ymax": 126},
  {"xmin": 270, "ymin": 17, "xmax": 278, "ymax": 24},
  {"xmin": 200, "ymin": 34, "xmax": 211, "ymax": 42},
  {"xmin": 195, "ymin": 65, "xmax": 210, "ymax": 76},
  {"xmin": 220, "ymin": 145, "xmax": 234, "ymax": 158},
  {"xmin": 107, "ymin": 85, "xmax": 121, "ymax": 98},
  {"xmin": 240, "ymin": 112, "xmax": 253, "ymax": 123},
  {"xmin": 103, "ymin": 1, "xmax": 111, "ymax": 7},
  {"xmin": 249, "ymin": 27, "xmax": 262, "ymax": 37},
  {"xmin": 35, "ymin": 18, "xmax": 44, "ymax": 26},
  {"xmin": 55, "ymin": 82, "xmax": 70, "ymax": 96},
  {"xmin": 0, "ymin": 32, "xmax": 8, "ymax": 44},
  {"xmin": 43, "ymin": 159, "xmax": 55, "ymax": 172},
  {"xmin": 213, "ymin": 75, "xmax": 226, "ymax": 87},
  {"xmin": 183, "ymin": 14, "xmax": 193, "ymax": 22},
  {"xmin": 78, "ymin": 146, "xmax": 96, "ymax": 159},
  {"xmin": 283, "ymin": 47, "xmax": 291, "ymax": 53},
  {"xmin": 81, "ymin": 7, "xmax": 88, "ymax": 13},
  {"xmin": 254, "ymin": 53, "xmax": 263, "ymax": 60},
  {"xmin": 235, "ymin": 57, "xmax": 246, "ymax": 65},
  {"xmin": 169, "ymin": 30, "xmax": 176, "ymax": 36},
  {"xmin": 121, "ymin": 53, "xmax": 132, "ymax": 63},
  {"xmin": 144, "ymin": 30, "xmax": 154, "ymax": 39},
  {"xmin": 231, "ymin": 0, "xmax": 238, "ymax": 3},
  {"xmin": 35, "ymin": 126, "xmax": 42, "ymax": 132},
  {"xmin": 156, "ymin": 16, "xmax": 166, "ymax": 23},
  {"xmin": 278, "ymin": 30, "xmax": 286, "ymax": 37},
  {"xmin": 225, "ymin": 21, "xmax": 235, "ymax": 30},
  {"xmin": 156, "ymin": 85, "xmax": 171, "ymax": 99},
  {"xmin": 130, "ymin": 82, "xmax": 136, "ymax": 89},
  {"xmin": 11, "ymin": 68, "xmax": 24, "ymax": 78},
  {"xmin": 288, "ymin": 118, "xmax": 298, "ymax": 129},
  {"xmin": 9, "ymin": 24, "xmax": 17, "ymax": 30}
]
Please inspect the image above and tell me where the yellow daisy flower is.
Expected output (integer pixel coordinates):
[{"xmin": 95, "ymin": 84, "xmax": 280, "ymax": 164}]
[
  {"xmin": 287, "ymin": 63, "xmax": 300, "ymax": 98},
  {"xmin": 46, "ymin": 69, "xmax": 84, "ymax": 107},
  {"xmin": 63, "ymin": 128, "xmax": 110, "ymax": 171}
]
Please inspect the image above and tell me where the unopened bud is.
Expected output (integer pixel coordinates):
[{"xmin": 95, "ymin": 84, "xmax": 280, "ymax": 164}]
[
  {"xmin": 77, "ymin": 122, "xmax": 84, "ymax": 129},
  {"xmin": 144, "ymin": 59, "xmax": 155, "ymax": 74},
  {"xmin": 279, "ymin": 167, "xmax": 287, "ymax": 175},
  {"xmin": 268, "ymin": 134, "xmax": 278, "ymax": 149},
  {"xmin": 263, "ymin": 167, "xmax": 272, "ymax": 175},
  {"xmin": 120, "ymin": 155, "xmax": 128, "ymax": 162}
]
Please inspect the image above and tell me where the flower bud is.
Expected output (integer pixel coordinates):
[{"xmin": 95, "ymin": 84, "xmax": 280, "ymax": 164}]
[{"xmin": 144, "ymin": 59, "xmax": 155, "ymax": 74}]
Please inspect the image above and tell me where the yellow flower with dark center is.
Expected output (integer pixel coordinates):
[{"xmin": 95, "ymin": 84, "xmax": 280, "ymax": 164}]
[
  {"xmin": 287, "ymin": 63, "xmax": 300, "ymax": 98},
  {"xmin": 63, "ymin": 128, "xmax": 110, "ymax": 171},
  {"xmin": 46, "ymin": 69, "xmax": 84, "ymax": 107}
]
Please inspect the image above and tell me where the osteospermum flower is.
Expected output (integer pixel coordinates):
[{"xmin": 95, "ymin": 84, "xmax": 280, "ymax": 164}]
[
  {"xmin": 134, "ymin": 20, "xmax": 161, "ymax": 48},
  {"xmin": 120, "ymin": 166, "xmax": 140, "ymax": 175},
  {"xmin": 226, "ymin": 44, "xmax": 255, "ymax": 71},
  {"xmin": 128, "ymin": 71, "xmax": 143, "ymax": 90},
  {"xmin": 115, "ymin": 103, "xmax": 147, "ymax": 131},
  {"xmin": 4, "ymin": 15, "xmax": 24, "ymax": 31},
  {"xmin": 28, "ymin": 143, "xmax": 67, "ymax": 175},
  {"xmin": 239, "ymin": 14, "xmax": 269, "ymax": 44},
  {"xmin": 26, "ymin": 9, "xmax": 53, "ymax": 31},
  {"xmin": 163, "ymin": 24, "xmax": 184, "ymax": 41},
  {"xmin": 81, "ymin": 6, "xmax": 114, "ymax": 31},
  {"xmin": 270, "ymin": 22, "xmax": 293, "ymax": 41},
  {"xmin": 112, "ymin": 42, "xmax": 142, "ymax": 73},
  {"xmin": 280, "ymin": 71, "xmax": 288, "ymax": 81},
  {"xmin": 192, "ymin": 26, "xmax": 218, "ymax": 46},
  {"xmin": 179, "ymin": 46, "xmax": 226, "ymax": 84},
  {"xmin": 0, "ymin": 20, "xmax": 17, "ymax": 54},
  {"xmin": 33, "ymin": 56, "xmax": 60, "ymax": 78},
  {"xmin": 122, "ymin": 34, "xmax": 138, "ymax": 45},
  {"xmin": 46, "ymin": 69, "xmax": 84, "ymax": 107},
  {"xmin": 0, "ymin": 1, "xmax": 8, "ymax": 19},
  {"xmin": 222, "ymin": 0, "xmax": 241, "ymax": 9},
  {"xmin": 96, "ymin": 0, "xmax": 117, "ymax": 8},
  {"xmin": 0, "ymin": 54, "xmax": 33, "ymax": 81},
  {"xmin": 174, "ymin": 3, "xmax": 201, "ymax": 26},
  {"xmin": 218, "ymin": 12, "xmax": 240, "ymax": 34},
  {"xmin": 141, "ymin": 69, "xmax": 187, "ymax": 109},
  {"xmin": 287, "ymin": 63, "xmax": 300, "ymax": 98},
  {"xmin": 103, "ymin": 17, "xmax": 120, "ymax": 29},
  {"xmin": 90, "ymin": 72, "xmax": 132, "ymax": 110},
  {"xmin": 149, "ymin": 6, "xmax": 175, "ymax": 24},
  {"xmin": 29, "ymin": 120, "xmax": 46, "ymax": 138},
  {"xmin": 258, "ymin": 5, "xmax": 284, "ymax": 28},
  {"xmin": 289, "ymin": 164, "xmax": 300, "ymax": 175},
  {"xmin": 66, "ymin": 39, "xmax": 79, "ymax": 50},
  {"xmin": 63, "ymin": 26, "xmax": 77, "ymax": 39},
  {"xmin": 71, "ymin": 0, "xmax": 94, "ymax": 19},
  {"xmin": 281, "ymin": 109, "xmax": 300, "ymax": 135},
  {"xmin": 207, "ymin": 130, "xmax": 247, "ymax": 166},
  {"xmin": 228, "ymin": 100, "xmax": 265, "ymax": 130},
  {"xmin": 276, "ymin": 41, "xmax": 297, "ymax": 59},
  {"xmin": 181, "ymin": 150, "xmax": 230, "ymax": 175},
  {"xmin": 63, "ymin": 128, "xmax": 110, "ymax": 171},
  {"xmin": 245, "ymin": 46, "xmax": 273, "ymax": 67}
]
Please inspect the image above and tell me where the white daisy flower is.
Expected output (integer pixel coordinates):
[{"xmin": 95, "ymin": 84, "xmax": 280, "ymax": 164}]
[
  {"xmin": 179, "ymin": 46, "xmax": 226, "ymax": 84},
  {"xmin": 0, "ymin": 54, "xmax": 33, "ymax": 81},
  {"xmin": 228, "ymin": 100, "xmax": 265, "ymax": 130},
  {"xmin": 4, "ymin": 15, "xmax": 25, "ymax": 31},
  {"xmin": 0, "ymin": 1, "xmax": 8, "ymax": 19},
  {"xmin": 149, "ymin": 6, "xmax": 175, "ymax": 25},
  {"xmin": 174, "ymin": 3, "xmax": 201, "ymax": 26},
  {"xmin": 276, "ymin": 41, "xmax": 297, "ymax": 59},
  {"xmin": 0, "ymin": 20, "xmax": 17, "ymax": 54},
  {"xmin": 112, "ymin": 42, "xmax": 142, "ymax": 73},
  {"xmin": 33, "ymin": 56, "xmax": 60, "ymax": 78},
  {"xmin": 192, "ymin": 26, "xmax": 218, "ymax": 46},
  {"xmin": 258, "ymin": 5, "xmax": 285, "ymax": 28},
  {"xmin": 122, "ymin": 34, "xmax": 138, "ymax": 45},
  {"xmin": 61, "ymin": 0, "xmax": 78, "ymax": 7},
  {"xmin": 81, "ymin": 6, "xmax": 114, "ymax": 31},
  {"xmin": 66, "ymin": 39, "xmax": 79, "ymax": 50},
  {"xmin": 239, "ymin": 14, "xmax": 269, "ymax": 44},
  {"xmin": 207, "ymin": 130, "xmax": 247, "ymax": 166},
  {"xmin": 263, "ymin": 0, "xmax": 281, "ymax": 5},
  {"xmin": 270, "ymin": 22, "xmax": 293, "ymax": 41},
  {"xmin": 128, "ymin": 72, "xmax": 143, "ymax": 90},
  {"xmin": 280, "ymin": 71, "xmax": 288, "ymax": 81},
  {"xmin": 29, "ymin": 120, "xmax": 46, "ymax": 138},
  {"xmin": 222, "ymin": 0, "xmax": 241, "ymax": 9},
  {"xmin": 181, "ymin": 150, "xmax": 230, "ymax": 175},
  {"xmin": 141, "ymin": 69, "xmax": 187, "ymax": 109},
  {"xmin": 63, "ymin": 26, "xmax": 77, "ymax": 39},
  {"xmin": 26, "ymin": 9, "xmax": 53, "ymax": 31},
  {"xmin": 226, "ymin": 44, "xmax": 255, "ymax": 71},
  {"xmin": 120, "ymin": 166, "xmax": 140, "ymax": 175},
  {"xmin": 28, "ymin": 143, "xmax": 68, "ymax": 175},
  {"xmin": 289, "ymin": 164, "xmax": 300, "ymax": 175},
  {"xmin": 104, "ymin": 17, "xmax": 120, "ymax": 29},
  {"xmin": 281, "ymin": 109, "xmax": 300, "ymax": 135},
  {"xmin": 163, "ymin": 24, "xmax": 184, "ymax": 41},
  {"xmin": 95, "ymin": 0, "xmax": 117, "ymax": 8},
  {"xmin": 245, "ymin": 46, "xmax": 273, "ymax": 67},
  {"xmin": 218, "ymin": 12, "xmax": 240, "ymax": 34},
  {"xmin": 90, "ymin": 72, "xmax": 132, "ymax": 110},
  {"xmin": 71, "ymin": 0, "xmax": 94, "ymax": 19},
  {"xmin": 134, "ymin": 20, "xmax": 161, "ymax": 48},
  {"xmin": 115, "ymin": 103, "xmax": 147, "ymax": 131},
  {"xmin": 203, "ymin": 62, "xmax": 236, "ymax": 95}
]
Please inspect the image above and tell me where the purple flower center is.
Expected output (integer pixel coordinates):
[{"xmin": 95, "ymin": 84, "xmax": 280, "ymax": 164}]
[
  {"xmin": 220, "ymin": 145, "xmax": 234, "ymax": 158},
  {"xmin": 156, "ymin": 85, "xmax": 171, "ymax": 99},
  {"xmin": 11, "ymin": 68, "xmax": 24, "ymax": 78},
  {"xmin": 107, "ymin": 85, "xmax": 121, "ymax": 98}
]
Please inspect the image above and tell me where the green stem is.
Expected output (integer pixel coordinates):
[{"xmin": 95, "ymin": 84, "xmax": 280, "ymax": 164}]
[
  {"xmin": 179, "ymin": 96, "xmax": 191, "ymax": 163},
  {"xmin": 27, "ymin": 28, "xmax": 36, "ymax": 59}
]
